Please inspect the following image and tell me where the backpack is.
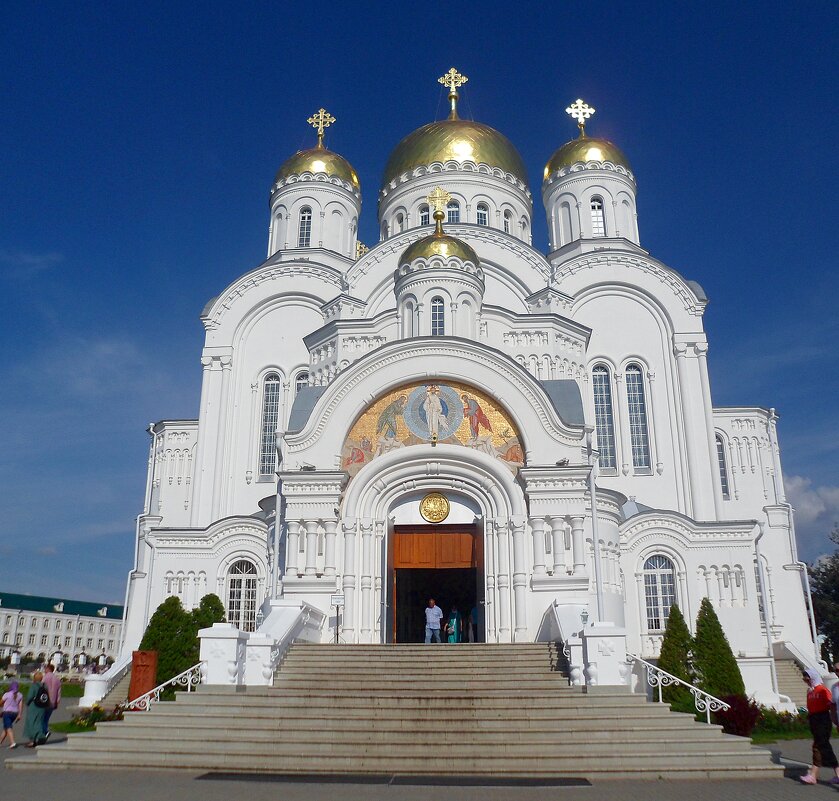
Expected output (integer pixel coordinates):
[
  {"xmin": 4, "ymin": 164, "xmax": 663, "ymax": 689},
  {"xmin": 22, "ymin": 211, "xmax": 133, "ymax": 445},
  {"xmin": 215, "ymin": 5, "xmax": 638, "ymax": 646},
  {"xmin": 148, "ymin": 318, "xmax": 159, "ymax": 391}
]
[{"xmin": 33, "ymin": 683, "xmax": 50, "ymax": 709}]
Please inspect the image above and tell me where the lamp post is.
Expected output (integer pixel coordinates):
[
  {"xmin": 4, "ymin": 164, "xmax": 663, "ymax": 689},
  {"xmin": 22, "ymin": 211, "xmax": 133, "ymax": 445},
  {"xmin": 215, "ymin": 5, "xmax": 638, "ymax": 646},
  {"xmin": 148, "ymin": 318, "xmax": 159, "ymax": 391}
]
[{"xmin": 585, "ymin": 429, "xmax": 606, "ymax": 622}]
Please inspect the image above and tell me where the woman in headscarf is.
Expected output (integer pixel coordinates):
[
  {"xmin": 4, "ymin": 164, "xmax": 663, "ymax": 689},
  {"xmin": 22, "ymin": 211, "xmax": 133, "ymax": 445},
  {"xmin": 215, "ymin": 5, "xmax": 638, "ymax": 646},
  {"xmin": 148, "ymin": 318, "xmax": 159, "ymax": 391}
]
[
  {"xmin": 800, "ymin": 667, "xmax": 839, "ymax": 785},
  {"xmin": 0, "ymin": 681, "xmax": 23, "ymax": 748},
  {"xmin": 23, "ymin": 670, "xmax": 47, "ymax": 748}
]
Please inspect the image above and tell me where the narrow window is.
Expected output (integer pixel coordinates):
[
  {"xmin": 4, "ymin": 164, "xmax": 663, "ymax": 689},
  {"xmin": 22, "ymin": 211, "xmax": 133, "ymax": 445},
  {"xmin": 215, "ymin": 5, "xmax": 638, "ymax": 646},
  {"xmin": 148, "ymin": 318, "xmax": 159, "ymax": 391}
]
[
  {"xmin": 625, "ymin": 364, "xmax": 651, "ymax": 470},
  {"xmin": 297, "ymin": 207, "xmax": 312, "ymax": 247},
  {"xmin": 396, "ymin": 213, "xmax": 405, "ymax": 232},
  {"xmin": 503, "ymin": 210, "xmax": 512, "ymax": 233},
  {"xmin": 419, "ymin": 205, "xmax": 430, "ymax": 226},
  {"xmin": 643, "ymin": 555, "xmax": 676, "ymax": 631},
  {"xmin": 476, "ymin": 203, "xmax": 489, "ymax": 226},
  {"xmin": 258, "ymin": 373, "xmax": 281, "ymax": 477},
  {"xmin": 446, "ymin": 201, "xmax": 460, "ymax": 224},
  {"xmin": 716, "ymin": 435, "xmax": 731, "ymax": 500},
  {"xmin": 592, "ymin": 365, "xmax": 617, "ymax": 470},
  {"xmin": 295, "ymin": 371, "xmax": 309, "ymax": 395},
  {"xmin": 226, "ymin": 560, "xmax": 258, "ymax": 632},
  {"xmin": 430, "ymin": 296, "xmax": 445, "ymax": 336},
  {"xmin": 381, "ymin": 221, "xmax": 389, "ymax": 240},
  {"xmin": 590, "ymin": 197, "xmax": 606, "ymax": 237}
]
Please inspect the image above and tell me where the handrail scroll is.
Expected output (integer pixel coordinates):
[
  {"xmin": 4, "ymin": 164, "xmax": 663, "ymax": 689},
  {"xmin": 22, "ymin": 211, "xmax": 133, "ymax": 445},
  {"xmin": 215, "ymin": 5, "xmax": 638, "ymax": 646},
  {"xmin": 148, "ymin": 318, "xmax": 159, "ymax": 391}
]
[{"xmin": 123, "ymin": 662, "xmax": 204, "ymax": 712}]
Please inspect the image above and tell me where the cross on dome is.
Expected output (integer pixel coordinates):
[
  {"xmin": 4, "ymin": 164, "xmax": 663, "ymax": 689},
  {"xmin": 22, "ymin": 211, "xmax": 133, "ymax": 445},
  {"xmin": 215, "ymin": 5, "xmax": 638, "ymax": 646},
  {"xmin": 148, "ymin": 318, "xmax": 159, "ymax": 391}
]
[
  {"xmin": 427, "ymin": 186, "xmax": 452, "ymax": 234},
  {"xmin": 565, "ymin": 98, "xmax": 595, "ymax": 137},
  {"xmin": 438, "ymin": 67, "xmax": 468, "ymax": 119},
  {"xmin": 307, "ymin": 108, "xmax": 336, "ymax": 148}
]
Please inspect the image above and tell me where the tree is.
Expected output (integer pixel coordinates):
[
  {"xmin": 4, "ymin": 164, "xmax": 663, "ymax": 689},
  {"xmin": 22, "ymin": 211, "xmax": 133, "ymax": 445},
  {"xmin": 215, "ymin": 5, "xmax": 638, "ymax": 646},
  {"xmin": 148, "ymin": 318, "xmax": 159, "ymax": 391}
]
[
  {"xmin": 656, "ymin": 604, "xmax": 694, "ymax": 705},
  {"xmin": 139, "ymin": 596, "xmax": 194, "ymax": 686},
  {"xmin": 810, "ymin": 525, "xmax": 839, "ymax": 662},
  {"xmin": 693, "ymin": 597, "xmax": 745, "ymax": 698},
  {"xmin": 188, "ymin": 594, "xmax": 227, "ymax": 665}
]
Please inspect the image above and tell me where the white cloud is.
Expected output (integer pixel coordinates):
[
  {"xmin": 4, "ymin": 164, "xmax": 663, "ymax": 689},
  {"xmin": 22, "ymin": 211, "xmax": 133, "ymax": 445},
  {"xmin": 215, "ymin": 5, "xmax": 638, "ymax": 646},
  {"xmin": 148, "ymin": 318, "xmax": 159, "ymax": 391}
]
[
  {"xmin": 0, "ymin": 249, "xmax": 63, "ymax": 280},
  {"xmin": 786, "ymin": 474, "xmax": 839, "ymax": 559}
]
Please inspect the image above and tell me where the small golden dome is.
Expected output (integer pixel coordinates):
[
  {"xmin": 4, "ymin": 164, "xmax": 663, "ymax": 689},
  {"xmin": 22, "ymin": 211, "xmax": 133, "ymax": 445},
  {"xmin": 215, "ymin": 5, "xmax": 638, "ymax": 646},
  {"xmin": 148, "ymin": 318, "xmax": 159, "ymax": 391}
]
[
  {"xmin": 383, "ymin": 119, "xmax": 528, "ymax": 189},
  {"xmin": 275, "ymin": 145, "xmax": 360, "ymax": 190},
  {"xmin": 544, "ymin": 136, "xmax": 630, "ymax": 181},
  {"xmin": 400, "ymin": 231, "xmax": 479, "ymax": 265}
]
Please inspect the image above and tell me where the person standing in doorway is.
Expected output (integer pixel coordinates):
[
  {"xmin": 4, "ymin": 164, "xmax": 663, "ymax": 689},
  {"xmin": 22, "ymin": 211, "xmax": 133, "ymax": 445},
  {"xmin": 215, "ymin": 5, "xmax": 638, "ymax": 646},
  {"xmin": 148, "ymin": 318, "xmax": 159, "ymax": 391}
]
[
  {"xmin": 424, "ymin": 598, "xmax": 443, "ymax": 644},
  {"xmin": 446, "ymin": 605, "xmax": 461, "ymax": 644},
  {"xmin": 41, "ymin": 663, "xmax": 61, "ymax": 741}
]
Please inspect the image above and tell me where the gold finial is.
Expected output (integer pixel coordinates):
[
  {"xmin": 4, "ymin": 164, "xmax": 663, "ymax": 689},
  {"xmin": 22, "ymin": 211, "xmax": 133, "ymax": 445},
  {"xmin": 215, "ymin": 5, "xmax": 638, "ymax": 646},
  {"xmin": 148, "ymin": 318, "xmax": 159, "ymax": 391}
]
[
  {"xmin": 565, "ymin": 98, "xmax": 595, "ymax": 137},
  {"xmin": 355, "ymin": 240, "xmax": 369, "ymax": 259},
  {"xmin": 438, "ymin": 67, "xmax": 468, "ymax": 119},
  {"xmin": 307, "ymin": 107, "xmax": 336, "ymax": 148},
  {"xmin": 426, "ymin": 186, "xmax": 451, "ymax": 234}
]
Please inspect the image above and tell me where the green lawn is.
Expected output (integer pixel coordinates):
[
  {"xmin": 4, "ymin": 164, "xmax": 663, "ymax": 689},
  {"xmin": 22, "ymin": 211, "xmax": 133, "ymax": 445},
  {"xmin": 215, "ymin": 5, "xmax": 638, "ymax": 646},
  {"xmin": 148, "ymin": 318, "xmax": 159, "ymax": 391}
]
[{"xmin": 0, "ymin": 681, "xmax": 85, "ymax": 698}]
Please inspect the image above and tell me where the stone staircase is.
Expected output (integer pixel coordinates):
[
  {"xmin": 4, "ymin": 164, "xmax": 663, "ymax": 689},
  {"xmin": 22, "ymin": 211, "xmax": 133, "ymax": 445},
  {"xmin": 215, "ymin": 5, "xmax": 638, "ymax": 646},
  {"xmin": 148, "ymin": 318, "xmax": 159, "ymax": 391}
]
[
  {"xmin": 98, "ymin": 667, "xmax": 132, "ymax": 709},
  {"xmin": 774, "ymin": 657, "xmax": 807, "ymax": 708},
  {"xmin": 14, "ymin": 643, "xmax": 779, "ymax": 780}
]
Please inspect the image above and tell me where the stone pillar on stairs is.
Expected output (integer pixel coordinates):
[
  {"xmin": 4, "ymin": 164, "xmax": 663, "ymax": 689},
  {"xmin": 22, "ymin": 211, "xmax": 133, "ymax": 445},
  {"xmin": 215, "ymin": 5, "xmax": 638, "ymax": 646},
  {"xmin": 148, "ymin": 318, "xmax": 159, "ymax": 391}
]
[{"xmin": 581, "ymin": 622, "xmax": 629, "ymax": 687}]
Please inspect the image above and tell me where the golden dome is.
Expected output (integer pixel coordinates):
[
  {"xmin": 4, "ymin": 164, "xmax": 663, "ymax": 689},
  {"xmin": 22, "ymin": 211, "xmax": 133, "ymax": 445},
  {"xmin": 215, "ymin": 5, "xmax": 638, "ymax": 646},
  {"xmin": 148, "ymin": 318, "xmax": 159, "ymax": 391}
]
[
  {"xmin": 383, "ymin": 119, "xmax": 528, "ymax": 188},
  {"xmin": 543, "ymin": 136, "xmax": 630, "ymax": 181},
  {"xmin": 275, "ymin": 145, "xmax": 360, "ymax": 190},
  {"xmin": 400, "ymin": 231, "xmax": 479, "ymax": 265}
]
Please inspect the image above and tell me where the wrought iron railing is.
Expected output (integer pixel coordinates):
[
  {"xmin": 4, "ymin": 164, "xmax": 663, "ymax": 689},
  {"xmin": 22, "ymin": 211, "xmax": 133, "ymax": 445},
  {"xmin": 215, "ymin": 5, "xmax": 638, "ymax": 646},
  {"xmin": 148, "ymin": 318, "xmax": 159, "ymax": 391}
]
[
  {"xmin": 123, "ymin": 662, "xmax": 204, "ymax": 712},
  {"xmin": 626, "ymin": 654, "xmax": 730, "ymax": 724}
]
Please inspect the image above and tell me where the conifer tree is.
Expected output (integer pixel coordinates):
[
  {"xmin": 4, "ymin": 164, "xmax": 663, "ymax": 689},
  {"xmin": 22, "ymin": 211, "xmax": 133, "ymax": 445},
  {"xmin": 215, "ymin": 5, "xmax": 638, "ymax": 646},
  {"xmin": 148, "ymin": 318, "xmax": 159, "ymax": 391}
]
[
  {"xmin": 656, "ymin": 604, "xmax": 694, "ymax": 705},
  {"xmin": 693, "ymin": 597, "xmax": 745, "ymax": 697},
  {"xmin": 188, "ymin": 594, "xmax": 227, "ymax": 665},
  {"xmin": 138, "ymin": 596, "xmax": 194, "ymax": 685}
]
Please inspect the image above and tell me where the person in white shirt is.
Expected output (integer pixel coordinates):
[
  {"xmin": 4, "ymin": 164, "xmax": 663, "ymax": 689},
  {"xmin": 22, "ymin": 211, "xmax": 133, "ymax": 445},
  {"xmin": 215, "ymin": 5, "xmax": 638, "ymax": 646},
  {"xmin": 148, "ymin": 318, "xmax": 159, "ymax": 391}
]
[{"xmin": 424, "ymin": 598, "xmax": 443, "ymax": 644}]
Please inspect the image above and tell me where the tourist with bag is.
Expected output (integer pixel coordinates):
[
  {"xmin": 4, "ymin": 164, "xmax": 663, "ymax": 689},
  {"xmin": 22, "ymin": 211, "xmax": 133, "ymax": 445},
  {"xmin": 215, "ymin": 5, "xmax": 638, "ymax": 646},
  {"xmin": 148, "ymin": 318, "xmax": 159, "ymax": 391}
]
[
  {"xmin": 446, "ymin": 605, "xmax": 461, "ymax": 644},
  {"xmin": 0, "ymin": 681, "xmax": 23, "ymax": 749},
  {"xmin": 800, "ymin": 667, "xmax": 839, "ymax": 785},
  {"xmin": 23, "ymin": 670, "xmax": 49, "ymax": 747}
]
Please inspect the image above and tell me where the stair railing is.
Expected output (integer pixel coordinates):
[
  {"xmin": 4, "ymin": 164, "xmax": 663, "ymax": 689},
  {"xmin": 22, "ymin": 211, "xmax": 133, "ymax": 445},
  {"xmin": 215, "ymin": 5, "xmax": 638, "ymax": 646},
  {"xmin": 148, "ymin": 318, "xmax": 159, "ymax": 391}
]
[
  {"xmin": 123, "ymin": 662, "xmax": 204, "ymax": 712},
  {"xmin": 626, "ymin": 654, "xmax": 730, "ymax": 724}
]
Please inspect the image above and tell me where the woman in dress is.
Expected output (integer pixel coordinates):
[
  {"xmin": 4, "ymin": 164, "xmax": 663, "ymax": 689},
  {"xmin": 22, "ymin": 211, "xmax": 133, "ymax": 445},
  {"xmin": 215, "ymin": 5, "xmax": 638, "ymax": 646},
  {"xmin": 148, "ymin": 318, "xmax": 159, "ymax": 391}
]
[
  {"xmin": 446, "ymin": 605, "xmax": 461, "ymax": 644},
  {"xmin": 800, "ymin": 667, "xmax": 839, "ymax": 785},
  {"xmin": 0, "ymin": 681, "xmax": 23, "ymax": 749},
  {"xmin": 23, "ymin": 670, "xmax": 47, "ymax": 748}
]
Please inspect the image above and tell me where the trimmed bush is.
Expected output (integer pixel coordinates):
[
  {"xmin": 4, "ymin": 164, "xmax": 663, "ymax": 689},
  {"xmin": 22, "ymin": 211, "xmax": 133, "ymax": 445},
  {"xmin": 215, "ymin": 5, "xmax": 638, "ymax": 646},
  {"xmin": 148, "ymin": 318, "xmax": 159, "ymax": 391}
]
[
  {"xmin": 656, "ymin": 604, "xmax": 694, "ymax": 705},
  {"xmin": 693, "ymin": 597, "xmax": 745, "ymax": 698},
  {"xmin": 714, "ymin": 694, "xmax": 760, "ymax": 737}
]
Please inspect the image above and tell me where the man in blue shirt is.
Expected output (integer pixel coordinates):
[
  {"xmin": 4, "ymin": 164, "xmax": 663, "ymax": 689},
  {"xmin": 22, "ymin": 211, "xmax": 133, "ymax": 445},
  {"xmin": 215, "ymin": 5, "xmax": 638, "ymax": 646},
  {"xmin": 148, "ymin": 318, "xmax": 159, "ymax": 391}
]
[{"xmin": 424, "ymin": 598, "xmax": 443, "ymax": 643}]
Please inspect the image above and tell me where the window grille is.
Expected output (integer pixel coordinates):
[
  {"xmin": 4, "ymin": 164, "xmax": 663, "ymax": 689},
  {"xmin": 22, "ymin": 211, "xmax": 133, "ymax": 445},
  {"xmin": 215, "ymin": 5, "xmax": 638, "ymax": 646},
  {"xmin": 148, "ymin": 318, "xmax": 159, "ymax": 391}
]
[
  {"xmin": 716, "ymin": 435, "xmax": 730, "ymax": 499},
  {"xmin": 625, "ymin": 364, "xmax": 651, "ymax": 470},
  {"xmin": 643, "ymin": 555, "xmax": 676, "ymax": 631},
  {"xmin": 476, "ymin": 204, "xmax": 489, "ymax": 226},
  {"xmin": 592, "ymin": 365, "xmax": 617, "ymax": 469},
  {"xmin": 258, "ymin": 373, "xmax": 281, "ymax": 477},
  {"xmin": 503, "ymin": 211, "xmax": 511, "ymax": 233},
  {"xmin": 297, "ymin": 207, "xmax": 312, "ymax": 247},
  {"xmin": 430, "ymin": 297, "xmax": 445, "ymax": 336},
  {"xmin": 295, "ymin": 371, "xmax": 309, "ymax": 395},
  {"xmin": 419, "ymin": 205, "xmax": 430, "ymax": 226},
  {"xmin": 226, "ymin": 560, "xmax": 258, "ymax": 632},
  {"xmin": 590, "ymin": 197, "xmax": 606, "ymax": 236},
  {"xmin": 446, "ymin": 201, "xmax": 460, "ymax": 224},
  {"xmin": 396, "ymin": 213, "xmax": 404, "ymax": 232}
]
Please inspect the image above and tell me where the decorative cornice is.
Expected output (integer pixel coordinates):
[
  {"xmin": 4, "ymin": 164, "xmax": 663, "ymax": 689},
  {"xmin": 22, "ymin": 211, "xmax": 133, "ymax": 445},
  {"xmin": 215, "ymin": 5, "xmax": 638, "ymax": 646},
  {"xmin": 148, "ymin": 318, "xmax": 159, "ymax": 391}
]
[
  {"xmin": 543, "ymin": 159, "xmax": 635, "ymax": 191},
  {"xmin": 271, "ymin": 171, "xmax": 361, "ymax": 200},
  {"xmin": 379, "ymin": 160, "xmax": 532, "ymax": 201}
]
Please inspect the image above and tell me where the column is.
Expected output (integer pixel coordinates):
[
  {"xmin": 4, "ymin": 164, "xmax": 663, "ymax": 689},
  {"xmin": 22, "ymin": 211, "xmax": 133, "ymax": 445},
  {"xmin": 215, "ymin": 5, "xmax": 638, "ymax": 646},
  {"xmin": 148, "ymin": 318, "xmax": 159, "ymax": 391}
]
[
  {"xmin": 483, "ymin": 519, "xmax": 496, "ymax": 642},
  {"xmin": 646, "ymin": 370, "xmax": 665, "ymax": 475},
  {"xmin": 547, "ymin": 516, "xmax": 565, "ymax": 576},
  {"xmin": 510, "ymin": 516, "xmax": 528, "ymax": 640},
  {"xmin": 191, "ymin": 356, "xmax": 218, "ymax": 525},
  {"xmin": 286, "ymin": 521, "xmax": 301, "ymax": 577},
  {"xmin": 341, "ymin": 519, "xmax": 358, "ymax": 640},
  {"xmin": 303, "ymin": 520, "xmax": 319, "ymax": 576},
  {"xmin": 570, "ymin": 515, "xmax": 586, "ymax": 575},
  {"xmin": 373, "ymin": 521, "xmax": 385, "ymax": 641},
  {"xmin": 359, "ymin": 520, "xmax": 374, "ymax": 642},
  {"xmin": 323, "ymin": 519, "xmax": 338, "ymax": 576},
  {"xmin": 635, "ymin": 573, "xmax": 647, "ymax": 635},
  {"xmin": 674, "ymin": 343, "xmax": 701, "ymax": 518},
  {"xmin": 613, "ymin": 372, "xmax": 632, "ymax": 475},
  {"xmin": 495, "ymin": 519, "xmax": 511, "ymax": 641},
  {"xmin": 529, "ymin": 516, "xmax": 547, "ymax": 576},
  {"xmin": 767, "ymin": 410, "xmax": 786, "ymax": 503},
  {"xmin": 696, "ymin": 343, "xmax": 723, "ymax": 515},
  {"xmin": 211, "ymin": 355, "xmax": 232, "ymax": 519}
]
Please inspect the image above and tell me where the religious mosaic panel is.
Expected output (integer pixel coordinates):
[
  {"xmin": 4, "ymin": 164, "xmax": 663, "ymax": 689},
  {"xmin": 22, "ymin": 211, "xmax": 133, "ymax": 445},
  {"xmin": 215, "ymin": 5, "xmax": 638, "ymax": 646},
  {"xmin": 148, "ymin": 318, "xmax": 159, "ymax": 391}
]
[{"xmin": 341, "ymin": 382, "xmax": 524, "ymax": 478}]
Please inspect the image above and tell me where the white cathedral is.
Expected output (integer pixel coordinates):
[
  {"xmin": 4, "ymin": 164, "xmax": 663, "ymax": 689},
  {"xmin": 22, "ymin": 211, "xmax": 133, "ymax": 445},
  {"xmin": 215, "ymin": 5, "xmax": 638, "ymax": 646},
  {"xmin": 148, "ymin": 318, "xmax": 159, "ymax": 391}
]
[{"xmin": 114, "ymin": 70, "xmax": 818, "ymax": 703}]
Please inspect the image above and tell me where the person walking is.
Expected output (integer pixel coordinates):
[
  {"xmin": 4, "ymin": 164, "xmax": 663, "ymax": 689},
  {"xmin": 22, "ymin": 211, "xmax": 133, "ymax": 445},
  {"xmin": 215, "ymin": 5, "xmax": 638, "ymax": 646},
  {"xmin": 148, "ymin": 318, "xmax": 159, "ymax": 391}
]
[
  {"xmin": 445, "ymin": 605, "xmax": 461, "ymax": 644},
  {"xmin": 0, "ymin": 681, "xmax": 23, "ymax": 749},
  {"xmin": 41, "ymin": 663, "xmax": 61, "ymax": 741},
  {"xmin": 23, "ymin": 670, "xmax": 49, "ymax": 748},
  {"xmin": 424, "ymin": 598, "xmax": 443, "ymax": 644},
  {"xmin": 800, "ymin": 667, "xmax": 839, "ymax": 785},
  {"xmin": 832, "ymin": 662, "xmax": 839, "ymax": 732}
]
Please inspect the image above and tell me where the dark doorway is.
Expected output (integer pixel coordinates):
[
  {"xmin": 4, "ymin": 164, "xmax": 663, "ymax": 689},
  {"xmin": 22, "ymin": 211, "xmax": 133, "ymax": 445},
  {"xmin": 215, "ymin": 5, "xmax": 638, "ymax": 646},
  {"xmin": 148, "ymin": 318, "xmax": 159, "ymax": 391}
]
[{"xmin": 395, "ymin": 567, "xmax": 477, "ymax": 643}]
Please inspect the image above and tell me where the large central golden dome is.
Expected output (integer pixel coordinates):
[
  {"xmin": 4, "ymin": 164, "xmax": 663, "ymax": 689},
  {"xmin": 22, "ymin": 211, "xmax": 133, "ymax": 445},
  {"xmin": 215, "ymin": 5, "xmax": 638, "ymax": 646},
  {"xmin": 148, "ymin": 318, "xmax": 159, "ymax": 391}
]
[{"xmin": 383, "ymin": 118, "xmax": 528, "ymax": 189}]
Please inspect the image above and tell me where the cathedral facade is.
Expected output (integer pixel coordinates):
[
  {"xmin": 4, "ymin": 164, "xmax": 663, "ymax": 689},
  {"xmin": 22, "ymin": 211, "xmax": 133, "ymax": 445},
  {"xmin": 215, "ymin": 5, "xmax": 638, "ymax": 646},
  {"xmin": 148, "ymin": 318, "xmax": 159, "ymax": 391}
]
[{"xmin": 118, "ymin": 72, "xmax": 816, "ymax": 701}]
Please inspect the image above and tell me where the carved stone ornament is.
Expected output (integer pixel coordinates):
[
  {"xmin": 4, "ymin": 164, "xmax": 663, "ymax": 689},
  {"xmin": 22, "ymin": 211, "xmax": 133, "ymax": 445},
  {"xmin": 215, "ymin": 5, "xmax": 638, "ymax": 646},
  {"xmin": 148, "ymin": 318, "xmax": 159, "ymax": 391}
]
[{"xmin": 420, "ymin": 492, "xmax": 450, "ymax": 523}]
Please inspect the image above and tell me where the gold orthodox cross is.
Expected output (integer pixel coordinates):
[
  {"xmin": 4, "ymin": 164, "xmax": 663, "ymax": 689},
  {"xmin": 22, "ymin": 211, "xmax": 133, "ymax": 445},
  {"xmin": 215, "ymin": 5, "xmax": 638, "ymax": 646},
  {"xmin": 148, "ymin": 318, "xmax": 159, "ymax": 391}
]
[
  {"xmin": 438, "ymin": 67, "xmax": 468, "ymax": 118},
  {"xmin": 427, "ymin": 186, "xmax": 452, "ymax": 215},
  {"xmin": 565, "ymin": 98, "xmax": 595, "ymax": 136},
  {"xmin": 307, "ymin": 108, "xmax": 336, "ymax": 147}
]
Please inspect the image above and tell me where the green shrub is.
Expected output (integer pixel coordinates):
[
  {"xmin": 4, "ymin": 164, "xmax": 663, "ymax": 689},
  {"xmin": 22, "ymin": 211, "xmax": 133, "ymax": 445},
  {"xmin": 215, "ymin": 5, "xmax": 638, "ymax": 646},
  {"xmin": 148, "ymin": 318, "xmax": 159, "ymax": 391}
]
[
  {"xmin": 657, "ymin": 604, "xmax": 694, "ymax": 705},
  {"xmin": 693, "ymin": 597, "xmax": 745, "ymax": 698}
]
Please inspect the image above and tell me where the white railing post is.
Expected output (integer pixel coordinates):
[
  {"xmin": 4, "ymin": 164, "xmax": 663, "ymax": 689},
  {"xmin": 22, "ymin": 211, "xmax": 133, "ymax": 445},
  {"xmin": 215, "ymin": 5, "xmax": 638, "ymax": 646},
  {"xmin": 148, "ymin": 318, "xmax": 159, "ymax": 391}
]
[{"xmin": 123, "ymin": 662, "xmax": 204, "ymax": 712}]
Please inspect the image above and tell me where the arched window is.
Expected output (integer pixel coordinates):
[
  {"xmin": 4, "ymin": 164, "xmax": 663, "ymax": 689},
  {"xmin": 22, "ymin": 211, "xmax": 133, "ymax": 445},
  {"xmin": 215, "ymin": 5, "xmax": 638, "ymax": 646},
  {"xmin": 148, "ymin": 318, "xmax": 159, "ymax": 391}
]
[
  {"xmin": 226, "ymin": 560, "xmax": 258, "ymax": 632},
  {"xmin": 297, "ymin": 207, "xmax": 312, "ymax": 247},
  {"xmin": 591, "ymin": 365, "xmax": 617, "ymax": 470},
  {"xmin": 419, "ymin": 205, "xmax": 430, "ymax": 226},
  {"xmin": 430, "ymin": 296, "xmax": 445, "ymax": 336},
  {"xmin": 446, "ymin": 201, "xmax": 460, "ymax": 224},
  {"xmin": 625, "ymin": 364, "xmax": 651, "ymax": 470},
  {"xmin": 590, "ymin": 196, "xmax": 606, "ymax": 237},
  {"xmin": 258, "ymin": 373, "xmax": 281, "ymax": 477},
  {"xmin": 716, "ymin": 434, "xmax": 730, "ymax": 500},
  {"xmin": 643, "ymin": 555, "xmax": 676, "ymax": 632},
  {"xmin": 295, "ymin": 371, "xmax": 309, "ymax": 395},
  {"xmin": 476, "ymin": 203, "xmax": 489, "ymax": 226},
  {"xmin": 396, "ymin": 213, "xmax": 405, "ymax": 232},
  {"xmin": 381, "ymin": 221, "xmax": 389, "ymax": 240},
  {"xmin": 503, "ymin": 210, "xmax": 512, "ymax": 233}
]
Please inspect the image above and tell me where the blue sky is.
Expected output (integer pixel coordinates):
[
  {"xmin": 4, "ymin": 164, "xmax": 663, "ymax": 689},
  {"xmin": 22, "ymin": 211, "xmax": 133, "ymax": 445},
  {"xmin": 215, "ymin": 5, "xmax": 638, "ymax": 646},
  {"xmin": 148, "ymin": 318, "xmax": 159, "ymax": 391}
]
[{"xmin": 1, "ymin": 2, "xmax": 837, "ymax": 603}]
